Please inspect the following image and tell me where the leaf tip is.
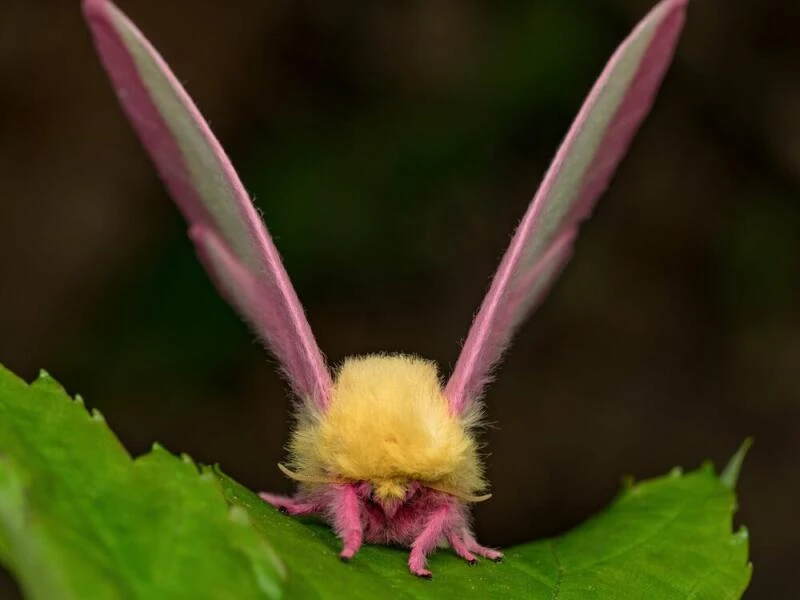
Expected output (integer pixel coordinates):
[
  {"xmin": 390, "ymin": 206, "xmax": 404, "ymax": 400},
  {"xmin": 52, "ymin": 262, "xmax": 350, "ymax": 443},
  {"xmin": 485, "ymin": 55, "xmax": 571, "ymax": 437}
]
[{"xmin": 721, "ymin": 438, "xmax": 753, "ymax": 490}]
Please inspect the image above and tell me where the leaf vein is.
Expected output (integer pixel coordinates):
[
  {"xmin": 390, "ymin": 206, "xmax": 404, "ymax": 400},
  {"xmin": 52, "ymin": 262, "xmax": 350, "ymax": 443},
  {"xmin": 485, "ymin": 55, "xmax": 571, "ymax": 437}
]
[{"xmin": 548, "ymin": 540, "xmax": 564, "ymax": 600}]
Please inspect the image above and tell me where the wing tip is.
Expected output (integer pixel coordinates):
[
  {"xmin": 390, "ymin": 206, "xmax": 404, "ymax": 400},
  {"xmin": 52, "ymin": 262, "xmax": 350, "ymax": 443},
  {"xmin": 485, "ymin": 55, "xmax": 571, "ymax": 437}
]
[
  {"xmin": 637, "ymin": 0, "xmax": 688, "ymax": 42},
  {"xmin": 82, "ymin": 0, "xmax": 111, "ymax": 22},
  {"xmin": 656, "ymin": 0, "xmax": 690, "ymax": 28},
  {"xmin": 632, "ymin": 0, "xmax": 688, "ymax": 48},
  {"xmin": 82, "ymin": 0, "xmax": 127, "ymax": 53},
  {"xmin": 656, "ymin": 0, "xmax": 689, "ymax": 14},
  {"xmin": 82, "ymin": 0, "xmax": 137, "ymax": 44}
]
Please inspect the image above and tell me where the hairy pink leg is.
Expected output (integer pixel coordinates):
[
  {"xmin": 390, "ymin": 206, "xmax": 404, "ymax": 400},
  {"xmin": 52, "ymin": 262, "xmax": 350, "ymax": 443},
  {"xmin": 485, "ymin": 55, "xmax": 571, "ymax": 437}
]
[
  {"xmin": 446, "ymin": 530, "xmax": 477, "ymax": 565},
  {"xmin": 259, "ymin": 492, "xmax": 320, "ymax": 516},
  {"xmin": 465, "ymin": 533, "xmax": 504, "ymax": 562},
  {"xmin": 331, "ymin": 484, "xmax": 363, "ymax": 561},
  {"xmin": 408, "ymin": 507, "xmax": 450, "ymax": 579}
]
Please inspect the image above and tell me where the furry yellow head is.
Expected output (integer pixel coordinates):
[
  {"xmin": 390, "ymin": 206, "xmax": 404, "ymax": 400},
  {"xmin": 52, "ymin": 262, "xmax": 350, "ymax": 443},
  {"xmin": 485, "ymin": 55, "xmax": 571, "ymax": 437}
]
[{"xmin": 287, "ymin": 354, "xmax": 486, "ymax": 501}]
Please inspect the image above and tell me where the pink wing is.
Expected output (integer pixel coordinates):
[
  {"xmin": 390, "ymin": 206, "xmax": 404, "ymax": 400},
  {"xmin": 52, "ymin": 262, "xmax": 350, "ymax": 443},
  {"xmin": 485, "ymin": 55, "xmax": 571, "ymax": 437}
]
[
  {"xmin": 445, "ymin": 0, "xmax": 688, "ymax": 415},
  {"xmin": 83, "ymin": 0, "xmax": 332, "ymax": 409}
]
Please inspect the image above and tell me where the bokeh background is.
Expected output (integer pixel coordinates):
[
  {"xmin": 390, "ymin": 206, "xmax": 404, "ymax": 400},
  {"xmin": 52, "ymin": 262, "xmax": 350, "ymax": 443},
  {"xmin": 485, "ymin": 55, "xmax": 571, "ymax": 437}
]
[{"xmin": 1, "ymin": 0, "xmax": 798, "ymax": 597}]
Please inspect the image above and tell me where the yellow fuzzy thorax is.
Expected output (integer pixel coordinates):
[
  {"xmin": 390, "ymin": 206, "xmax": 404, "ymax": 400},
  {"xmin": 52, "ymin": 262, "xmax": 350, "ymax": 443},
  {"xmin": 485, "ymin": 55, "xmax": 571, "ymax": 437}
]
[{"xmin": 288, "ymin": 354, "xmax": 485, "ymax": 499}]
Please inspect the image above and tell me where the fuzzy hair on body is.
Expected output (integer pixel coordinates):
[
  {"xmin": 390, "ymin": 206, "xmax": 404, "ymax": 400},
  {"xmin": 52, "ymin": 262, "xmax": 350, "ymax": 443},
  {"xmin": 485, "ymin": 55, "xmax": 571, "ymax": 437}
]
[
  {"xmin": 262, "ymin": 355, "xmax": 497, "ymax": 577},
  {"xmin": 290, "ymin": 355, "xmax": 485, "ymax": 499},
  {"xmin": 84, "ymin": 0, "xmax": 688, "ymax": 578}
]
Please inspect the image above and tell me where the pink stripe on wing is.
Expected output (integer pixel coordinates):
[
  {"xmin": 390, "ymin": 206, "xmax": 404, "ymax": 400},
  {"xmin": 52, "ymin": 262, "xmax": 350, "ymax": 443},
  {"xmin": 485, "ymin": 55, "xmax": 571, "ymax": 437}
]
[
  {"xmin": 565, "ymin": 1, "xmax": 687, "ymax": 230},
  {"xmin": 445, "ymin": 231, "xmax": 575, "ymax": 413},
  {"xmin": 83, "ymin": 0, "xmax": 333, "ymax": 409},
  {"xmin": 445, "ymin": 0, "xmax": 687, "ymax": 415},
  {"xmin": 190, "ymin": 226, "xmax": 316, "ymax": 400},
  {"xmin": 83, "ymin": 0, "xmax": 211, "ymax": 231}
]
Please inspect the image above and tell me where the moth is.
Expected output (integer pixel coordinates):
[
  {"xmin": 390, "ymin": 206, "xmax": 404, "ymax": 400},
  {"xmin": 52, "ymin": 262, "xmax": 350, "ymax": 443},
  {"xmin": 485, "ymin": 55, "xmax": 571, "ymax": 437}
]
[{"xmin": 84, "ymin": 0, "xmax": 687, "ymax": 578}]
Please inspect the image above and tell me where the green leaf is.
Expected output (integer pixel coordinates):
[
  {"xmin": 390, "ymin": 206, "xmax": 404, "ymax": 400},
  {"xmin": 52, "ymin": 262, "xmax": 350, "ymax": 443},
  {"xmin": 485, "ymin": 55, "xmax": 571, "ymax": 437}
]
[
  {"xmin": 214, "ymin": 463, "xmax": 752, "ymax": 599},
  {"xmin": 0, "ymin": 365, "xmax": 751, "ymax": 599},
  {"xmin": 0, "ymin": 365, "xmax": 285, "ymax": 600}
]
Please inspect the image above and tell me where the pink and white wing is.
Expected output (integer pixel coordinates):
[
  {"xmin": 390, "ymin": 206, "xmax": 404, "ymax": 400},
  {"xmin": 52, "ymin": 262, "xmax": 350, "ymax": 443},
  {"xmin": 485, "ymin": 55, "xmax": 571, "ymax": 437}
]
[
  {"xmin": 83, "ymin": 0, "xmax": 332, "ymax": 409},
  {"xmin": 445, "ymin": 0, "xmax": 688, "ymax": 414}
]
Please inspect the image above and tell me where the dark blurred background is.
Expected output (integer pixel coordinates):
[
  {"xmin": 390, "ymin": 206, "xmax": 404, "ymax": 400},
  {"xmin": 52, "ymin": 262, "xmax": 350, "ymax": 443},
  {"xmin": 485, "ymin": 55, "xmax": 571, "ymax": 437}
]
[{"xmin": 1, "ymin": 0, "xmax": 798, "ymax": 597}]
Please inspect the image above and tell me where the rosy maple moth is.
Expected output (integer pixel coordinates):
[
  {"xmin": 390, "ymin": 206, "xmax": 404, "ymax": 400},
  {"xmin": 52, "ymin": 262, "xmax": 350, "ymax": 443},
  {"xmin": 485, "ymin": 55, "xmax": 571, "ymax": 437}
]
[{"xmin": 83, "ymin": 0, "xmax": 688, "ymax": 578}]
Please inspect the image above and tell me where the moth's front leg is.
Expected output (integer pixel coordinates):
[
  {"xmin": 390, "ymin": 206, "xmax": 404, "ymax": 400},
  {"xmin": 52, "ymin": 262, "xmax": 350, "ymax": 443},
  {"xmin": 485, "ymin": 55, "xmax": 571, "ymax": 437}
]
[
  {"xmin": 259, "ymin": 492, "xmax": 321, "ymax": 516},
  {"xmin": 408, "ymin": 505, "xmax": 452, "ymax": 579},
  {"xmin": 331, "ymin": 483, "xmax": 364, "ymax": 561},
  {"xmin": 446, "ymin": 529, "xmax": 478, "ymax": 565},
  {"xmin": 465, "ymin": 532, "xmax": 504, "ymax": 562}
]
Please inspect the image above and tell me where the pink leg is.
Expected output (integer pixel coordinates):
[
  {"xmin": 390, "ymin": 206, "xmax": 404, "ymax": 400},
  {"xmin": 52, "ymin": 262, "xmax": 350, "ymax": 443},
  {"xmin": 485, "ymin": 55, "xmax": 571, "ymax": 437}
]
[
  {"xmin": 331, "ymin": 484, "xmax": 363, "ymax": 562},
  {"xmin": 446, "ymin": 530, "xmax": 477, "ymax": 565},
  {"xmin": 408, "ymin": 507, "xmax": 450, "ymax": 579},
  {"xmin": 259, "ymin": 492, "xmax": 320, "ymax": 516},
  {"xmin": 465, "ymin": 533, "xmax": 504, "ymax": 562}
]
